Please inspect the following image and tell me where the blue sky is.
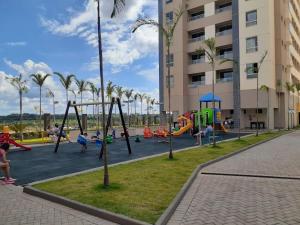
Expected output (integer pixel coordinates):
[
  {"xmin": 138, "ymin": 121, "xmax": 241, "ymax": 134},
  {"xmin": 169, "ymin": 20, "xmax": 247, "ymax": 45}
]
[{"xmin": 0, "ymin": 0, "xmax": 158, "ymax": 115}]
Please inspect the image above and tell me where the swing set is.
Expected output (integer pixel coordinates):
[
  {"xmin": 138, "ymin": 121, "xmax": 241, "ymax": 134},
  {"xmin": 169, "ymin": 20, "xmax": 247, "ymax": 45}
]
[{"xmin": 54, "ymin": 97, "xmax": 132, "ymax": 159}]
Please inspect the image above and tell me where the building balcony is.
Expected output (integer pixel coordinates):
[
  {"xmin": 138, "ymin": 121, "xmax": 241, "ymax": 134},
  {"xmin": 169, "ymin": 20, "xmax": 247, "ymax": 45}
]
[
  {"xmin": 216, "ymin": 52, "xmax": 233, "ymax": 60},
  {"xmin": 188, "ymin": 13, "xmax": 204, "ymax": 21},
  {"xmin": 216, "ymin": 29, "xmax": 232, "ymax": 37},
  {"xmin": 215, "ymin": 5, "xmax": 232, "ymax": 14},
  {"xmin": 188, "ymin": 35, "xmax": 205, "ymax": 43},
  {"xmin": 190, "ymin": 57, "xmax": 205, "ymax": 65}
]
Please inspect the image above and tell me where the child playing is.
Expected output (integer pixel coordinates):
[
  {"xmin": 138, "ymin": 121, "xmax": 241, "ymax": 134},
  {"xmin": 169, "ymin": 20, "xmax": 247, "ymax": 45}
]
[
  {"xmin": 77, "ymin": 133, "xmax": 88, "ymax": 153},
  {"xmin": 0, "ymin": 143, "xmax": 16, "ymax": 184}
]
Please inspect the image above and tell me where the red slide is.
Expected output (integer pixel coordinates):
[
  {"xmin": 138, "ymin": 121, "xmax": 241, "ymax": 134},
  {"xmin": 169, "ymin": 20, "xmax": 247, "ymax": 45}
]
[{"xmin": 0, "ymin": 133, "xmax": 32, "ymax": 151}]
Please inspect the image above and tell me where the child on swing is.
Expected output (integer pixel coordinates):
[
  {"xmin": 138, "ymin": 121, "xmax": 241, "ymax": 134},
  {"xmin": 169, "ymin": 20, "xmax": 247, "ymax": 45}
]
[{"xmin": 77, "ymin": 132, "xmax": 88, "ymax": 153}]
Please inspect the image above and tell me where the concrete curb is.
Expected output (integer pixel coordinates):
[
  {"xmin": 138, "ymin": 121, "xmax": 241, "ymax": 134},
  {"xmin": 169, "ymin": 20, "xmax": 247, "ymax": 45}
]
[
  {"xmin": 23, "ymin": 131, "xmax": 290, "ymax": 225},
  {"xmin": 23, "ymin": 186, "xmax": 150, "ymax": 225},
  {"xmin": 155, "ymin": 130, "xmax": 292, "ymax": 225}
]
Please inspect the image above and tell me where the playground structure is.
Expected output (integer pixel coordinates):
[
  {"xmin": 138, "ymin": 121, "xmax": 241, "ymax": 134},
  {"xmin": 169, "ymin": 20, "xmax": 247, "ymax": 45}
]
[
  {"xmin": 0, "ymin": 126, "xmax": 32, "ymax": 151},
  {"xmin": 143, "ymin": 93, "xmax": 228, "ymax": 140},
  {"xmin": 54, "ymin": 97, "xmax": 132, "ymax": 158}
]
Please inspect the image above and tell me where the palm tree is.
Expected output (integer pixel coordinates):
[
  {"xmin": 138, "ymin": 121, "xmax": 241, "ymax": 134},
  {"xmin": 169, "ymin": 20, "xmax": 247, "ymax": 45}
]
[
  {"xmin": 295, "ymin": 83, "xmax": 300, "ymax": 125},
  {"xmin": 276, "ymin": 80, "xmax": 282, "ymax": 129},
  {"xmin": 6, "ymin": 74, "xmax": 28, "ymax": 140},
  {"xmin": 95, "ymin": 0, "xmax": 125, "ymax": 186},
  {"xmin": 70, "ymin": 89, "xmax": 77, "ymax": 102},
  {"xmin": 285, "ymin": 82, "xmax": 294, "ymax": 130},
  {"xmin": 115, "ymin": 86, "xmax": 124, "ymax": 124},
  {"xmin": 133, "ymin": 93, "xmax": 139, "ymax": 126},
  {"xmin": 54, "ymin": 72, "xmax": 75, "ymax": 130},
  {"xmin": 96, "ymin": 87, "xmax": 101, "ymax": 130},
  {"xmin": 75, "ymin": 79, "xmax": 88, "ymax": 114},
  {"xmin": 150, "ymin": 98, "xmax": 156, "ymax": 125},
  {"xmin": 124, "ymin": 89, "xmax": 133, "ymax": 126},
  {"xmin": 260, "ymin": 85, "xmax": 270, "ymax": 130},
  {"xmin": 145, "ymin": 96, "xmax": 151, "ymax": 126},
  {"xmin": 30, "ymin": 73, "xmax": 51, "ymax": 132},
  {"xmin": 46, "ymin": 89, "xmax": 56, "ymax": 123},
  {"xmin": 138, "ymin": 93, "xmax": 146, "ymax": 125},
  {"xmin": 133, "ymin": 6, "xmax": 184, "ymax": 159},
  {"xmin": 197, "ymin": 38, "xmax": 219, "ymax": 146},
  {"xmin": 244, "ymin": 51, "xmax": 268, "ymax": 136},
  {"xmin": 88, "ymin": 82, "xmax": 98, "ymax": 124},
  {"xmin": 106, "ymin": 81, "xmax": 116, "ymax": 115}
]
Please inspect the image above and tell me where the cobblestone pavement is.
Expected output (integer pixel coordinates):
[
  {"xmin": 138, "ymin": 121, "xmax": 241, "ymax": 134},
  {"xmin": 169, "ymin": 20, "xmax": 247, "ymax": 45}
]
[
  {"xmin": 0, "ymin": 185, "xmax": 116, "ymax": 225},
  {"xmin": 168, "ymin": 131, "xmax": 300, "ymax": 225}
]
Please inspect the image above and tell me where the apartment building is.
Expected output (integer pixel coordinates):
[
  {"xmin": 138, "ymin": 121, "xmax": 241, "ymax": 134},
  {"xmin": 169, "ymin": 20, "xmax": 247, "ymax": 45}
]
[{"xmin": 158, "ymin": 0, "xmax": 300, "ymax": 129}]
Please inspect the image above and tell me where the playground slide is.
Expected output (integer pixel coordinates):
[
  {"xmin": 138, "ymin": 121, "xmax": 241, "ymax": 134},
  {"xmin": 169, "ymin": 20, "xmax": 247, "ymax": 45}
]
[
  {"xmin": 172, "ymin": 116, "xmax": 193, "ymax": 136},
  {"xmin": 220, "ymin": 124, "xmax": 228, "ymax": 133}
]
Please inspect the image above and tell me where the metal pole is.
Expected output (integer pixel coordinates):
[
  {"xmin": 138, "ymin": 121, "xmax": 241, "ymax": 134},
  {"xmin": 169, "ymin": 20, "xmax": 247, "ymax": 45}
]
[{"xmin": 54, "ymin": 101, "xmax": 70, "ymax": 153}]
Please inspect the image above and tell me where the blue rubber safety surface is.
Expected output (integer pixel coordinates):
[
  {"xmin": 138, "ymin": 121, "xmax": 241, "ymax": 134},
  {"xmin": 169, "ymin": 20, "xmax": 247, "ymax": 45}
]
[{"xmin": 7, "ymin": 132, "xmax": 251, "ymax": 185}]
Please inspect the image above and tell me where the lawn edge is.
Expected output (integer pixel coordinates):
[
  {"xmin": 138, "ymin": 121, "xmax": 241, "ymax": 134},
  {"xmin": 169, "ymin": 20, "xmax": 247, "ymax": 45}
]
[
  {"xmin": 23, "ymin": 186, "xmax": 150, "ymax": 225},
  {"xmin": 155, "ymin": 130, "xmax": 292, "ymax": 225},
  {"xmin": 23, "ymin": 130, "xmax": 290, "ymax": 225}
]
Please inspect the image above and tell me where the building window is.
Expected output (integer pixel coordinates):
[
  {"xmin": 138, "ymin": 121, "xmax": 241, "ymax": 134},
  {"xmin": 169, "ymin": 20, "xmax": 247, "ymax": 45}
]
[
  {"xmin": 216, "ymin": 69, "xmax": 233, "ymax": 83},
  {"xmin": 190, "ymin": 73, "xmax": 205, "ymax": 85},
  {"xmin": 166, "ymin": 12, "xmax": 173, "ymax": 24},
  {"xmin": 165, "ymin": 0, "xmax": 172, "ymax": 4},
  {"xmin": 246, "ymin": 36, "xmax": 258, "ymax": 53},
  {"xmin": 190, "ymin": 53, "xmax": 205, "ymax": 64},
  {"xmin": 215, "ymin": 1, "xmax": 232, "ymax": 13},
  {"xmin": 166, "ymin": 75, "xmax": 174, "ymax": 88},
  {"xmin": 246, "ymin": 63, "xmax": 258, "ymax": 78},
  {"xmin": 246, "ymin": 10, "xmax": 257, "ymax": 26},
  {"xmin": 189, "ymin": 31, "xmax": 205, "ymax": 42},
  {"xmin": 166, "ymin": 54, "xmax": 174, "ymax": 67}
]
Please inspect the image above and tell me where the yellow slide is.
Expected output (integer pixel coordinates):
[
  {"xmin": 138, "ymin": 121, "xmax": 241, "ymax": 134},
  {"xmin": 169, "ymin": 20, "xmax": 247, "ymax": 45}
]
[{"xmin": 172, "ymin": 116, "xmax": 193, "ymax": 136}]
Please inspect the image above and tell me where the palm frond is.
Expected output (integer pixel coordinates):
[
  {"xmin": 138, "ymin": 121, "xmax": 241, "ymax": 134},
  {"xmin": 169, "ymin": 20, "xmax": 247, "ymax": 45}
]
[{"xmin": 111, "ymin": 0, "xmax": 125, "ymax": 18}]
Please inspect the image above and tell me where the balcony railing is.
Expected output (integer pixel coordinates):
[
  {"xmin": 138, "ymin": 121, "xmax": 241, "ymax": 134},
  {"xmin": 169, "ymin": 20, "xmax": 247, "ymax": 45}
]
[
  {"xmin": 216, "ymin": 77, "xmax": 233, "ymax": 83},
  {"xmin": 189, "ymin": 35, "xmax": 205, "ymax": 43},
  {"xmin": 190, "ymin": 80, "xmax": 205, "ymax": 86},
  {"xmin": 216, "ymin": 29, "xmax": 232, "ymax": 36},
  {"xmin": 217, "ymin": 52, "xmax": 233, "ymax": 59},
  {"xmin": 188, "ymin": 13, "xmax": 204, "ymax": 21},
  {"xmin": 190, "ymin": 57, "xmax": 205, "ymax": 64},
  {"xmin": 215, "ymin": 5, "xmax": 232, "ymax": 13}
]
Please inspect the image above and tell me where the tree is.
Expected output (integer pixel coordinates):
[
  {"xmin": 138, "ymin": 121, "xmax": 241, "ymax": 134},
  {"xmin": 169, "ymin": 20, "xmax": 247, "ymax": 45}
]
[
  {"xmin": 295, "ymin": 83, "xmax": 300, "ymax": 125},
  {"xmin": 138, "ymin": 93, "xmax": 146, "ymax": 125},
  {"xmin": 124, "ymin": 89, "xmax": 133, "ymax": 126},
  {"xmin": 75, "ymin": 79, "xmax": 88, "ymax": 115},
  {"xmin": 244, "ymin": 51, "xmax": 268, "ymax": 136},
  {"xmin": 285, "ymin": 82, "xmax": 294, "ymax": 130},
  {"xmin": 106, "ymin": 81, "xmax": 116, "ymax": 115},
  {"xmin": 54, "ymin": 72, "xmax": 75, "ymax": 130},
  {"xmin": 133, "ymin": 93, "xmax": 139, "ymax": 126},
  {"xmin": 197, "ymin": 38, "xmax": 218, "ymax": 146},
  {"xmin": 260, "ymin": 85, "xmax": 270, "ymax": 130},
  {"xmin": 276, "ymin": 80, "xmax": 282, "ymax": 129},
  {"xmin": 88, "ymin": 82, "xmax": 98, "ymax": 124},
  {"xmin": 133, "ymin": 6, "xmax": 184, "ymax": 159},
  {"xmin": 30, "ymin": 73, "xmax": 51, "ymax": 132},
  {"xmin": 46, "ymin": 89, "xmax": 56, "ymax": 123},
  {"xmin": 146, "ymin": 96, "xmax": 151, "ymax": 126},
  {"xmin": 6, "ymin": 74, "xmax": 28, "ymax": 140},
  {"xmin": 95, "ymin": 0, "xmax": 125, "ymax": 186},
  {"xmin": 96, "ymin": 87, "xmax": 101, "ymax": 130}
]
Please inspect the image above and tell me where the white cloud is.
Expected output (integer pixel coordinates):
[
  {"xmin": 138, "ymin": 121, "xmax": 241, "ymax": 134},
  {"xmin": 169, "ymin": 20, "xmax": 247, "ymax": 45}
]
[
  {"xmin": 137, "ymin": 63, "xmax": 159, "ymax": 83},
  {"xmin": 5, "ymin": 42, "xmax": 27, "ymax": 47},
  {"xmin": 40, "ymin": 0, "xmax": 158, "ymax": 72}
]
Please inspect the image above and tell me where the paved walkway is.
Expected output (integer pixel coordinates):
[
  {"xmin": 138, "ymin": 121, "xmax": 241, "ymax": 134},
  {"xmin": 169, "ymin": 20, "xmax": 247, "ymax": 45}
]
[
  {"xmin": 168, "ymin": 131, "xmax": 300, "ymax": 225},
  {"xmin": 0, "ymin": 185, "xmax": 116, "ymax": 225}
]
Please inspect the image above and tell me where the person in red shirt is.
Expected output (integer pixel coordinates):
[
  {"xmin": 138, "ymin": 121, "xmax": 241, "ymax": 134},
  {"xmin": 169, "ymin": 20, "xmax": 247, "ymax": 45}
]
[{"xmin": 0, "ymin": 143, "xmax": 15, "ymax": 184}]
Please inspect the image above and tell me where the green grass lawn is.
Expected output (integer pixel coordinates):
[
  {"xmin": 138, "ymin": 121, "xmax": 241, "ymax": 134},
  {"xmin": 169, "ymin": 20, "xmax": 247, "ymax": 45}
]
[{"xmin": 34, "ymin": 131, "xmax": 286, "ymax": 224}]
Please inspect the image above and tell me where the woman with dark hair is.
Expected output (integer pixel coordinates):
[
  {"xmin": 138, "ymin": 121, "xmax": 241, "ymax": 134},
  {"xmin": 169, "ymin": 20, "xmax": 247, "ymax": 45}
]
[{"xmin": 0, "ymin": 143, "xmax": 15, "ymax": 184}]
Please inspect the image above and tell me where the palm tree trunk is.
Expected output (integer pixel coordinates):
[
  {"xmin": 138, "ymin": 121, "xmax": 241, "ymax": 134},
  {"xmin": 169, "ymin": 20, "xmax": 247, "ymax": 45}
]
[
  {"xmin": 288, "ymin": 91, "xmax": 290, "ymax": 130},
  {"xmin": 167, "ymin": 45, "xmax": 173, "ymax": 159},
  {"xmin": 66, "ymin": 91, "xmax": 69, "ymax": 133},
  {"xmin": 81, "ymin": 92, "xmax": 83, "ymax": 115},
  {"xmin": 267, "ymin": 90, "xmax": 269, "ymax": 130},
  {"xmin": 212, "ymin": 65, "xmax": 216, "ymax": 146},
  {"xmin": 39, "ymin": 86, "xmax": 42, "ymax": 134},
  {"xmin": 256, "ymin": 73, "xmax": 259, "ymax": 136},
  {"xmin": 141, "ymin": 101, "xmax": 143, "ymax": 126},
  {"xmin": 97, "ymin": 0, "xmax": 109, "ymax": 186},
  {"xmin": 19, "ymin": 91, "xmax": 23, "ymax": 141}
]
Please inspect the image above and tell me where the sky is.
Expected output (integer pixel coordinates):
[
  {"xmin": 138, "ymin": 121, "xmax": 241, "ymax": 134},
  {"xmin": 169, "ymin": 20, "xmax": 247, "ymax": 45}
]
[{"xmin": 0, "ymin": 0, "xmax": 159, "ymax": 115}]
